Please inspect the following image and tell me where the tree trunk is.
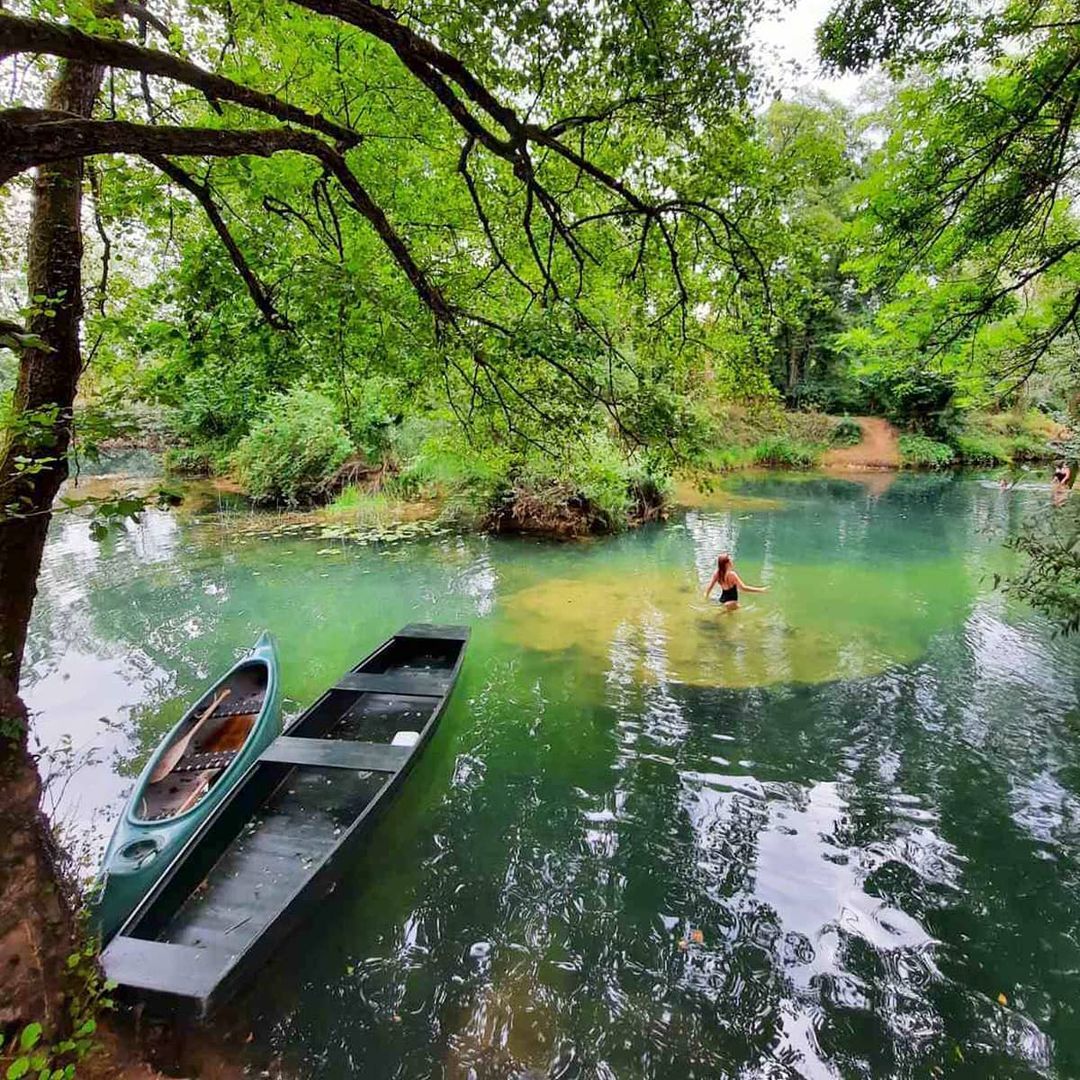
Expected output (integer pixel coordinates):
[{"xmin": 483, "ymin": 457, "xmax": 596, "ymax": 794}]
[
  {"xmin": 0, "ymin": 57, "xmax": 101, "ymax": 687},
  {"xmin": 0, "ymin": 52, "xmax": 103, "ymax": 1040},
  {"xmin": 0, "ymin": 680, "xmax": 77, "ymax": 1041},
  {"xmin": 786, "ymin": 328, "xmax": 800, "ymax": 399}
]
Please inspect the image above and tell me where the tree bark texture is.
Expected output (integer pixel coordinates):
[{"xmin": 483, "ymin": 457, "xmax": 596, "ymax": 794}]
[
  {"xmin": 0, "ymin": 679, "xmax": 77, "ymax": 1042},
  {"xmin": 0, "ymin": 60, "xmax": 100, "ymax": 690},
  {"xmin": 0, "ymin": 52, "xmax": 103, "ymax": 1039}
]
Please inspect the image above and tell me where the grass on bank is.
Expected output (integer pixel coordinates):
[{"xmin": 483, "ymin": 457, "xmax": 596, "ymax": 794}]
[
  {"xmin": 694, "ymin": 405, "xmax": 844, "ymax": 472},
  {"xmin": 899, "ymin": 410, "xmax": 1062, "ymax": 469},
  {"xmin": 898, "ymin": 434, "xmax": 955, "ymax": 469}
]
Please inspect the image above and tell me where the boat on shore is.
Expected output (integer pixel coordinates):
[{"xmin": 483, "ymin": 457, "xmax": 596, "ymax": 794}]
[
  {"xmin": 101, "ymin": 623, "xmax": 469, "ymax": 1015},
  {"xmin": 92, "ymin": 632, "xmax": 282, "ymax": 944}
]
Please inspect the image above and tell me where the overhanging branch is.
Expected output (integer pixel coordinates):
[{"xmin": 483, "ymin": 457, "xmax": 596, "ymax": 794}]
[
  {"xmin": 0, "ymin": 14, "xmax": 359, "ymax": 146},
  {"xmin": 149, "ymin": 155, "xmax": 292, "ymax": 330},
  {"xmin": 0, "ymin": 112, "xmax": 451, "ymax": 325}
]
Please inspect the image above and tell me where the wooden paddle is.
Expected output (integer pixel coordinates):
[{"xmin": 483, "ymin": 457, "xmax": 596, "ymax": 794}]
[
  {"xmin": 173, "ymin": 769, "xmax": 219, "ymax": 814},
  {"xmin": 149, "ymin": 687, "xmax": 231, "ymax": 784}
]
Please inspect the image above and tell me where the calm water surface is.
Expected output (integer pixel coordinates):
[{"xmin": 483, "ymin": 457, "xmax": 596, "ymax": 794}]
[{"xmin": 24, "ymin": 472, "xmax": 1080, "ymax": 1079}]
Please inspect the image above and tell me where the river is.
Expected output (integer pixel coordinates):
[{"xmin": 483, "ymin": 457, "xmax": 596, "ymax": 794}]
[{"xmin": 23, "ymin": 470, "xmax": 1080, "ymax": 1078}]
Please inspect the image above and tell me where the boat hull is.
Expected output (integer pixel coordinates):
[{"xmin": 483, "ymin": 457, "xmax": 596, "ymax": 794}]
[
  {"xmin": 101, "ymin": 623, "xmax": 468, "ymax": 1015},
  {"xmin": 91, "ymin": 632, "xmax": 281, "ymax": 944}
]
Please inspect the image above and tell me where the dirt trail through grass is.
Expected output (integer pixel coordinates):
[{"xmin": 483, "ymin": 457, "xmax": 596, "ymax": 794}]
[{"xmin": 823, "ymin": 416, "xmax": 900, "ymax": 468}]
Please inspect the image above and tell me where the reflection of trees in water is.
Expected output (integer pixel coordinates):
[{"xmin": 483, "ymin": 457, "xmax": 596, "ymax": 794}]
[
  {"xmin": 234, "ymin": 485, "xmax": 1077, "ymax": 1076},
  {"xmin": 660, "ymin": 619, "xmax": 1076, "ymax": 1076},
  {"xmin": 37, "ymin": 512, "xmax": 233, "ymax": 765}
]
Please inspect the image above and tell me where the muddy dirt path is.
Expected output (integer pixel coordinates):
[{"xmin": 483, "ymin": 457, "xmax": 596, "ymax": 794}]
[{"xmin": 823, "ymin": 416, "xmax": 900, "ymax": 469}]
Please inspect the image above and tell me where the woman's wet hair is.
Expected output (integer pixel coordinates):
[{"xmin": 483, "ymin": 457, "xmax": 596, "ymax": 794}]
[{"xmin": 717, "ymin": 553, "xmax": 733, "ymax": 580}]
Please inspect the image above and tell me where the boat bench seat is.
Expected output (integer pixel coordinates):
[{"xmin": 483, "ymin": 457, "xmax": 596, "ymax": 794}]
[
  {"xmin": 397, "ymin": 623, "xmax": 469, "ymax": 641},
  {"xmin": 173, "ymin": 749, "xmax": 237, "ymax": 773},
  {"xmin": 260, "ymin": 736, "xmax": 413, "ymax": 773},
  {"xmin": 101, "ymin": 935, "xmax": 233, "ymax": 1004},
  {"xmin": 335, "ymin": 671, "xmax": 449, "ymax": 697},
  {"xmin": 219, "ymin": 695, "xmax": 264, "ymax": 716}
]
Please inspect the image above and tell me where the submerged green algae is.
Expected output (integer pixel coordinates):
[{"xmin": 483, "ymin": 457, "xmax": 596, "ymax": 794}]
[{"xmin": 503, "ymin": 558, "xmax": 971, "ymax": 688}]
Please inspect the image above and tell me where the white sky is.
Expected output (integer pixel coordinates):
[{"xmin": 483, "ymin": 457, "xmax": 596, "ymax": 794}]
[{"xmin": 754, "ymin": 0, "xmax": 870, "ymax": 105}]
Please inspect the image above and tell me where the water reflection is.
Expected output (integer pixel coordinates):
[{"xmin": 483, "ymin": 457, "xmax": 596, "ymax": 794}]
[{"xmin": 22, "ymin": 473, "xmax": 1080, "ymax": 1077}]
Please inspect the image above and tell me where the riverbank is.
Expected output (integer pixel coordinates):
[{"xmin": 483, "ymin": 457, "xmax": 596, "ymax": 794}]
[{"xmin": 68, "ymin": 404, "xmax": 1068, "ymax": 546}]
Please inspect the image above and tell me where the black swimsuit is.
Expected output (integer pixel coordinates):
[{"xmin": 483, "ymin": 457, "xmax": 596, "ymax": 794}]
[{"xmin": 719, "ymin": 577, "xmax": 738, "ymax": 603}]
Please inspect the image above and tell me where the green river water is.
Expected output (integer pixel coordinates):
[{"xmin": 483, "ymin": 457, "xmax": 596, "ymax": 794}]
[{"xmin": 23, "ymin": 470, "xmax": 1080, "ymax": 1078}]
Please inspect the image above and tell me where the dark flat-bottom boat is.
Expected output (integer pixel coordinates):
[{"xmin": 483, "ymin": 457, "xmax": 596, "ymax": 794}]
[{"xmin": 101, "ymin": 623, "xmax": 469, "ymax": 1015}]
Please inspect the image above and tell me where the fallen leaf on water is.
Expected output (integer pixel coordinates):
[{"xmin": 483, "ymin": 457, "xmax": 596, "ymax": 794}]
[
  {"xmin": 677, "ymin": 939, "xmax": 688, "ymax": 951},
  {"xmin": 997, "ymin": 992, "xmax": 1008, "ymax": 1006},
  {"xmin": 690, "ymin": 929, "xmax": 704, "ymax": 944}
]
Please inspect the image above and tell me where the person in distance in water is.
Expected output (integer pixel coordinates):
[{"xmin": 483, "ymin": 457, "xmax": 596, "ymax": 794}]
[
  {"xmin": 703, "ymin": 552, "xmax": 769, "ymax": 612},
  {"xmin": 1052, "ymin": 461, "xmax": 1072, "ymax": 506}
]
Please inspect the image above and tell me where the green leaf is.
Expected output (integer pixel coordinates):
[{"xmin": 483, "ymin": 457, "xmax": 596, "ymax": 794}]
[
  {"xmin": 7, "ymin": 1057, "xmax": 30, "ymax": 1080},
  {"xmin": 19, "ymin": 1024, "xmax": 42, "ymax": 1052}
]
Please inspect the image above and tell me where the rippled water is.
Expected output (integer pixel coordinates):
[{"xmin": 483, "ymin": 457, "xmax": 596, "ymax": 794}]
[{"xmin": 24, "ymin": 471, "xmax": 1080, "ymax": 1078}]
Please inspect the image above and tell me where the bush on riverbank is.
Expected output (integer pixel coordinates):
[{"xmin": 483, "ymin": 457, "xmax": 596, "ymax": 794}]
[
  {"xmin": 232, "ymin": 389, "xmax": 352, "ymax": 506},
  {"xmin": 696, "ymin": 404, "xmax": 838, "ymax": 471},
  {"xmin": 948, "ymin": 411, "xmax": 1060, "ymax": 466},
  {"xmin": 832, "ymin": 417, "xmax": 863, "ymax": 446},
  {"xmin": 320, "ymin": 424, "xmax": 671, "ymax": 539},
  {"xmin": 899, "ymin": 434, "xmax": 955, "ymax": 468},
  {"xmin": 484, "ymin": 442, "xmax": 670, "ymax": 538},
  {"xmin": 751, "ymin": 436, "xmax": 821, "ymax": 467}
]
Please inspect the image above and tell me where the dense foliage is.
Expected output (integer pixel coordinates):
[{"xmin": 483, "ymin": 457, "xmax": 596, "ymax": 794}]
[
  {"xmin": 232, "ymin": 389, "xmax": 353, "ymax": 506},
  {"xmin": 0, "ymin": 0, "xmax": 1076, "ymax": 601}
]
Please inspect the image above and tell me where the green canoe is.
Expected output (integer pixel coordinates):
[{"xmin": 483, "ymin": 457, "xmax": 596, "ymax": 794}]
[{"xmin": 91, "ymin": 631, "xmax": 281, "ymax": 944}]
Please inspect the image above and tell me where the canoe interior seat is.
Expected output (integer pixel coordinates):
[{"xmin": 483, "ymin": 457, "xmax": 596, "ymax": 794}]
[
  {"xmin": 209, "ymin": 695, "xmax": 264, "ymax": 717},
  {"xmin": 391, "ymin": 730, "xmax": 420, "ymax": 747},
  {"xmin": 142, "ymin": 767, "xmax": 223, "ymax": 820},
  {"xmin": 173, "ymin": 750, "xmax": 238, "ymax": 773}
]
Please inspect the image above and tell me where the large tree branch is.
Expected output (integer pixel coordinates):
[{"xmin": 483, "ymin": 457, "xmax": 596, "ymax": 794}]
[
  {"xmin": 0, "ymin": 13, "xmax": 359, "ymax": 146},
  {"xmin": 0, "ymin": 110, "xmax": 328, "ymax": 183},
  {"xmin": 0, "ymin": 8, "xmax": 765, "ymax": 339},
  {"xmin": 291, "ymin": 0, "xmax": 519, "ymax": 144},
  {"xmin": 149, "ymin": 155, "xmax": 292, "ymax": 329},
  {"xmin": 288, "ymin": 0, "xmax": 770, "ymax": 328},
  {"xmin": 0, "ymin": 111, "xmax": 451, "ymax": 322}
]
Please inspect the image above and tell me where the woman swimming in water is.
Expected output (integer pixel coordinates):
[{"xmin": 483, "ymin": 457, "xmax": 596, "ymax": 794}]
[
  {"xmin": 703, "ymin": 553, "xmax": 769, "ymax": 611},
  {"xmin": 1052, "ymin": 462, "xmax": 1073, "ymax": 506}
]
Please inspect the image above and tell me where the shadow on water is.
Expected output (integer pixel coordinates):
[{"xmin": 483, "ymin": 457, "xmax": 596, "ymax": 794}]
[{"xmin": 23, "ymin": 472, "xmax": 1080, "ymax": 1077}]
